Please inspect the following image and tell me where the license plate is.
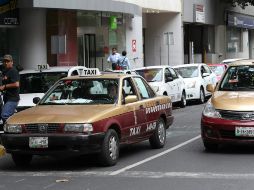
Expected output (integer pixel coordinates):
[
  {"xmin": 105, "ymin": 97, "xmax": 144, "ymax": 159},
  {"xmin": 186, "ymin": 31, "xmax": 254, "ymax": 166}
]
[
  {"xmin": 235, "ymin": 127, "xmax": 254, "ymax": 137},
  {"xmin": 29, "ymin": 137, "xmax": 48, "ymax": 148}
]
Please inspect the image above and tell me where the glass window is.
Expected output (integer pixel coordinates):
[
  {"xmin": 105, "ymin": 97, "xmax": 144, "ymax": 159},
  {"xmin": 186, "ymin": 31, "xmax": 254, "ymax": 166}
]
[
  {"xmin": 174, "ymin": 66, "xmax": 199, "ymax": 78},
  {"xmin": 20, "ymin": 72, "xmax": 68, "ymax": 94},
  {"xmin": 40, "ymin": 78, "xmax": 119, "ymax": 104},
  {"xmin": 169, "ymin": 68, "xmax": 178, "ymax": 79},
  {"xmin": 136, "ymin": 68, "xmax": 163, "ymax": 82},
  {"xmin": 226, "ymin": 27, "xmax": 242, "ymax": 53},
  {"xmin": 220, "ymin": 66, "xmax": 254, "ymax": 91},
  {"xmin": 122, "ymin": 78, "xmax": 136, "ymax": 96},
  {"xmin": 133, "ymin": 77, "xmax": 155, "ymax": 99}
]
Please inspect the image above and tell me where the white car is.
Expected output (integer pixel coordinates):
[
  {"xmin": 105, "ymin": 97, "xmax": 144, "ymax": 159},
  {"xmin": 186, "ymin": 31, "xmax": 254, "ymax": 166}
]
[
  {"xmin": 173, "ymin": 63, "xmax": 217, "ymax": 104},
  {"xmin": 135, "ymin": 66, "xmax": 187, "ymax": 107},
  {"xmin": 18, "ymin": 65, "xmax": 86, "ymax": 111},
  {"xmin": 220, "ymin": 58, "xmax": 247, "ymax": 65}
]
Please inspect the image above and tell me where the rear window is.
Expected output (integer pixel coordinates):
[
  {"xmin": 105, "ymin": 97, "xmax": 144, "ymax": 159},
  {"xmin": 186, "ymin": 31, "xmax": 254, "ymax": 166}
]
[{"xmin": 20, "ymin": 72, "xmax": 67, "ymax": 94}]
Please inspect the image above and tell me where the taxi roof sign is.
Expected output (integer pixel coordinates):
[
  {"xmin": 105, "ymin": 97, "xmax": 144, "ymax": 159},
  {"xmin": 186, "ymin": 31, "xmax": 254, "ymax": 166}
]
[{"xmin": 68, "ymin": 67, "xmax": 101, "ymax": 77}]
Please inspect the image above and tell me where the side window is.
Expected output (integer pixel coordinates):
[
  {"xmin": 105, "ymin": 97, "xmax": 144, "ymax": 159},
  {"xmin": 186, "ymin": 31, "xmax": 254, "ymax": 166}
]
[
  {"xmin": 123, "ymin": 78, "xmax": 136, "ymax": 96},
  {"xmin": 133, "ymin": 77, "xmax": 155, "ymax": 99},
  {"xmin": 204, "ymin": 65, "xmax": 212, "ymax": 74},
  {"xmin": 165, "ymin": 68, "xmax": 172, "ymax": 80},
  {"xmin": 169, "ymin": 68, "xmax": 178, "ymax": 79}
]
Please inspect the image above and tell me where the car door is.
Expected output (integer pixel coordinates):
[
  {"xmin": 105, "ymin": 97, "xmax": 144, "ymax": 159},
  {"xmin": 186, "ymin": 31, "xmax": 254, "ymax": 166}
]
[
  {"xmin": 169, "ymin": 67, "xmax": 182, "ymax": 102},
  {"xmin": 132, "ymin": 77, "xmax": 157, "ymax": 140},
  {"xmin": 164, "ymin": 68, "xmax": 178, "ymax": 102},
  {"xmin": 201, "ymin": 65, "xmax": 214, "ymax": 95}
]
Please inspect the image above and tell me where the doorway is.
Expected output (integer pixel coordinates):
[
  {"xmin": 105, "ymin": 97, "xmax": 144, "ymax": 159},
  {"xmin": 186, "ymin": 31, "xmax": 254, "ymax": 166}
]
[{"xmin": 78, "ymin": 34, "xmax": 96, "ymax": 68}]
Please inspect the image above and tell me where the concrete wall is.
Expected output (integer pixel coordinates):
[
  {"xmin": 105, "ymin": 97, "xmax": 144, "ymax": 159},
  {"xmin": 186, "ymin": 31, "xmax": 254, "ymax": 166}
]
[
  {"xmin": 145, "ymin": 13, "xmax": 183, "ymax": 66},
  {"xmin": 114, "ymin": 0, "xmax": 181, "ymax": 12},
  {"xmin": 126, "ymin": 16, "xmax": 143, "ymax": 69},
  {"xmin": 183, "ymin": 0, "xmax": 217, "ymax": 24}
]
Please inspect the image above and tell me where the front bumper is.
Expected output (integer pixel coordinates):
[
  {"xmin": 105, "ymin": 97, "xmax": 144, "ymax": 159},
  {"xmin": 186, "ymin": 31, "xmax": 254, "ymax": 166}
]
[
  {"xmin": 1, "ymin": 132, "xmax": 105, "ymax": 155},
  {"xmin": 185, "ymin": 88, "xmax": 200, "ymax": 100},
  {"xmin": 201, "ymin": 116, "xmax": 254, "ymax": 145}
]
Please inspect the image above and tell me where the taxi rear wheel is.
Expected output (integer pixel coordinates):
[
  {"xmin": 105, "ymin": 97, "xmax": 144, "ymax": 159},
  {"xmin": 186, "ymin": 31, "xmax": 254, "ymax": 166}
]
[
  {"xmin": 199, "ymin": 88, "xmax": 205, "ymax": 104},
  {"xmin": 179, "ymin": 91, "xmax": 186, "ymax": 108},
  {"xmin": 100, "ymin": 129, "xmax": 119, "ymax": 166},
  {"xmin": 149, "ymin": 118, "xmax": 166, "ymax": 149},
  {"xmin": 11, "ymin": 153, "xmax": 33, "ymax": 167}
]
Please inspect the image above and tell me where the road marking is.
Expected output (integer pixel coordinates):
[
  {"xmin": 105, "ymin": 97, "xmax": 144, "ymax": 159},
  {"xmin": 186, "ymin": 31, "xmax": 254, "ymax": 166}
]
[
  {"xmin": 110, "ymin": 135, "xmax": 201, "ymax": 175},
  {"xmin": 15, "ymin": 179, "xmax": 25, "ymax": 183},
  {"xmin": 43, "ymin": 183, "xmax": 56, "ymax": 189}
]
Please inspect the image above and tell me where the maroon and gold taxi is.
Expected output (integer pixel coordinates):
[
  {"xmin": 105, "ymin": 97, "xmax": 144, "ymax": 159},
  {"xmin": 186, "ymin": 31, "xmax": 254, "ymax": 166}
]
[
  {"xmin": 1, "ymin": 68, "xmax": 173, "ymax": 166},
  {"xmin": 201, "ymin": 60, "xmax": 254, "ymax": 151}
]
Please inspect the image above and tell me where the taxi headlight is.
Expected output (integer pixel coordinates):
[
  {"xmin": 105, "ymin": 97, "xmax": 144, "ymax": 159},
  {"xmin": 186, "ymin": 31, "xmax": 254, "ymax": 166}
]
[
  {"xmin": 4, "ymin": 124, "xmax": 22, "ymax": 133},
  {"xmin": 203, "ymin": 101, "xmax": 221, "ymax": 118},
  {"xmin": 186, "ymin": 81, "xmax": 196, "ymax": 89},
  {"xmin": 64, "ymin": 124, "xmax": 93, "ymax": 133}
]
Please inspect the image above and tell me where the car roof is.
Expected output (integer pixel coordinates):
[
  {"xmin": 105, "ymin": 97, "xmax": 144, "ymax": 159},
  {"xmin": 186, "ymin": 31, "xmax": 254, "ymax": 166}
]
[
  {"xmin": 135, "ymin": 65, "xmax": 172, "ymax": 70},
  {"xmin": 61, "ymin": 72, "xmax": 139, "ymax": 80},
  {"xmin": 207, "ymin": 63, "xmax": 227, "ymax": 66},
  {"xmin": 221, "ymin": 58, "xmax": 247, "ymax": 63},
  {"xmin": 20, "ymin": 66, "xmax": 72, "ymax": 74},
  {"xmin": 173, "ymin": 63, "xmax": 205, "ymax": 68},
  {"xmin": 228, "ymin": 59, "xmax": 254, "ymax": 66}
]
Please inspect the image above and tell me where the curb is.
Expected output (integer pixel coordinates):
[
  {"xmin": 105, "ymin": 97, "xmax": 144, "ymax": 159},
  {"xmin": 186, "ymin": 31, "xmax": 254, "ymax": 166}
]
[{"xmin": 0, "ymin": 145, "xmax": 6, "ymax": 157}]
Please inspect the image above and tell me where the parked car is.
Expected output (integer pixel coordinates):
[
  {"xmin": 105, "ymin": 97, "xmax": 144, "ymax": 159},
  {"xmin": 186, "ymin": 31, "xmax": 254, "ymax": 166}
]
[
  {"xmin": 208, "ymin": 63, "xmax": 228, "ymax": 81},
  {"xmin": 134, "ymin": 66, "xmax": 186, "ymax": 107},
  {"xmin": 201, "ymin": 59, "xmax": 254, "ymax": 151},
  {"xmin": 1, "ymin": 68, "xmax": 174, "ymax": 166},
  {"xmin": 18, "ymin": 65, "xmax": 86, "ymax": 112},
  {"xmin": 173, "ymin": 63, "xmax": 217, "ymax": 104}
]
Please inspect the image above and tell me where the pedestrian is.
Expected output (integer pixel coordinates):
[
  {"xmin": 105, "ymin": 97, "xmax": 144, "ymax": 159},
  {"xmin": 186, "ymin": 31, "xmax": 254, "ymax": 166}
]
[
  {"xmin": 118, "ymin": 50, "xmax": 131, "ymax": 70},
  {"xmin": 0, "ymin": 54, "xmax": 20, "ymax": 124},
  {"xmin": 107, "ymin": 47, "xmax": 121, "ymax": 70}
]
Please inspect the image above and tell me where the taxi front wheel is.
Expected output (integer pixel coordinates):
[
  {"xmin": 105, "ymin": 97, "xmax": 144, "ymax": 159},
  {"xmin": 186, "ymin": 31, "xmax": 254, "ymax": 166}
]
[
  {"xmin": 149, "ymin": 118, "xmax": 166, "ymax": 149},
  {"xmin": 100, "ymin": 129, "xmax": 119, "ymax": 166},
  {"xmin": 11, "ymin": 153, "xmax": 33, "ymax": 167}
]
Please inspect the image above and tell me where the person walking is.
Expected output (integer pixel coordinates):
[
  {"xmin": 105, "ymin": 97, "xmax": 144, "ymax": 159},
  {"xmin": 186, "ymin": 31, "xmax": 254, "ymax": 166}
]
[
  {"xmin": 0, "ymin": 54, "xmax": 20, "ymax": 124},
  {"xmin": 118, "ymin": 50, "xmax": 131, "ymax": 70},
  {"xmin": 107, "ymin": 47, "xmax": 121, "ymax": 70}
]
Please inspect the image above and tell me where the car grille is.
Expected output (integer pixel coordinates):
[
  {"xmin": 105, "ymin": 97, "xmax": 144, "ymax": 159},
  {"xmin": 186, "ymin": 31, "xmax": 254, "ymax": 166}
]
[
  {"xmin": 24, "ymin": 124, "xmax": 60, "ymax": 134},
  {"xmin": 219, "ymin": 110, "xmax": 254, "ymax": 121}
]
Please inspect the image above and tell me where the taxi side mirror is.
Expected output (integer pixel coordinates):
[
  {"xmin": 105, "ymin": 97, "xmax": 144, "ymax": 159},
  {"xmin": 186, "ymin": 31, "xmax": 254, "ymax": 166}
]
[
  {"xmin": 33, "ymin": 97, "xmax": 41, "ymax": 104},
  {"xmin": 125, "ymin": 95, "xmax": 138, "ymax": 104},
  {"xmin": 206, "ymin": 84, "xmax": 215, "ymax": 93},
  {"xmin": 165, "ymin": 76, "xmax": 173, "ymax": 83}
]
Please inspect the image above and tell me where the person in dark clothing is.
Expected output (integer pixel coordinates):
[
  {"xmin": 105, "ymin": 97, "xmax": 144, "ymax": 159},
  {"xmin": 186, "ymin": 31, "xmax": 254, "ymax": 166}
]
[{"xmin": 0, "ymin": 54, "xmax": 20, "ymax": 124}]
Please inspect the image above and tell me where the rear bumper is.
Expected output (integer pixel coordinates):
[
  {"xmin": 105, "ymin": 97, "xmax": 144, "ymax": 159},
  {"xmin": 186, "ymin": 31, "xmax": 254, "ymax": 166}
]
[{"xmin": 1, "ymin": 132, "xmax": 105, "ymax": 155}]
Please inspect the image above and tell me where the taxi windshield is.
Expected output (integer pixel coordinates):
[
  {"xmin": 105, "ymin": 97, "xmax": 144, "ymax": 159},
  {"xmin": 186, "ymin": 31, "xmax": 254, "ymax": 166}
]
[
  {"xmin": 39, "ymin": 78, "xmax": 119, "ymax": 105},
  {"xmin": 20, "ymin": 72, "xmax": 67, "ymax": 94},
  {"xmin": 174, "ymin": 66, "xmax": 198, "ymax": 78},
  {"xmin": 136, "ymin": 68, "xmax": 163, "ymax": 82},
  {"xmin": 220, "ymin": 65, "xmax": 254, "ymax": 91},
  {"xmin": 209, "ymin": 65, "xmax": 225, "ymax": 76}
]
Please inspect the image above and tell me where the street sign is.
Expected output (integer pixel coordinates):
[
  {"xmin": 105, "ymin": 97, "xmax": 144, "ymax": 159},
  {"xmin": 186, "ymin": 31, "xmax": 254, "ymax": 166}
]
[{"xmin": 132, "ymin": 39, "xmax": 137, "ymax": 52}]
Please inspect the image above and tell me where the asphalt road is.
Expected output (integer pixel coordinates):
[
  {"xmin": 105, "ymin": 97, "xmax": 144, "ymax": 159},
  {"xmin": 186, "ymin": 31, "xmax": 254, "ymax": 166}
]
[{"xmin": 1, "ymin": 103, "xmax": 254, "ymax": 190}]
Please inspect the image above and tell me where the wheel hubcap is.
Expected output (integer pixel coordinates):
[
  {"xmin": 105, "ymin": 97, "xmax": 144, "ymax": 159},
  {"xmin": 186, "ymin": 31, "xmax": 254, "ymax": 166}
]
[
  {"xmin": 158, "ymin": 122, "xmax": 165, "ymax": 144},
  {"xmin": 201, "ymin": 91, "xmax": 204, "ymax": 102},
  {"xmin": 109, "ymin": 136, "xmax": 118, "ymax": 160}
]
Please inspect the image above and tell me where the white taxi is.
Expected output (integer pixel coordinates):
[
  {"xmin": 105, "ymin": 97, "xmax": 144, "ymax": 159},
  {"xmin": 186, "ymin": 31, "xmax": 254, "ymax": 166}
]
[
  {"xmin": 173, "ymin": 63, "xmax": 217, "ymax": 103},
  {"xmin": 18, "ymin": 65, "xmax": 86, "ymax": 112},
  {"xmin": 135, "ymin": 66, "xmax": 186, "ymax": 107}
]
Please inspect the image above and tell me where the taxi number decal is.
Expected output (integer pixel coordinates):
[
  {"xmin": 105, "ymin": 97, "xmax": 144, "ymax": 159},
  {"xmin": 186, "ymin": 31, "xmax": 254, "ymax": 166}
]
[
  {"xmin": 130, "ymin": 126, "xmax": 141, "ymax": 136},
  {"xmin": 146, "ymin": 103, "xmax": 171, "ymax": 114},
  {"xmin": 146, "ymin": 122, "xmax": 156, "ymax": 132}
]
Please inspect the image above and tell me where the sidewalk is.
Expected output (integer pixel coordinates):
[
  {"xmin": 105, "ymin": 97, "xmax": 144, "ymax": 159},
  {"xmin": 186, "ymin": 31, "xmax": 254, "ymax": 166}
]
[{"xmin": 0, "ymin": 145, "xmax": 5, "ymax": 157}]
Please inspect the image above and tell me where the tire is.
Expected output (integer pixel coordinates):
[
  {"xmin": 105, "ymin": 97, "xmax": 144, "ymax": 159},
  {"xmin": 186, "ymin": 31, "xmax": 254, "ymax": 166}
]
[
  {"xmin": 199, "ymin": 88, "xmax": 205, "ymax": 104},
  {"xmin": 149, "ymin": 118, "xmax": 166, "ymax": 149},
  {"xmin": 179, "ymin": 92, "xmax": 187, "ymax": 108},
  {"xmin": 203, "ymin": 141, "xmax": 218, "ymax": 152},
  {"xmin": 100, "ymin": 129, "xmax": 119, "ymax": 166},
  {"xmin": 11, "ymin": 154, "xmax": 32, "ymax": 167}
]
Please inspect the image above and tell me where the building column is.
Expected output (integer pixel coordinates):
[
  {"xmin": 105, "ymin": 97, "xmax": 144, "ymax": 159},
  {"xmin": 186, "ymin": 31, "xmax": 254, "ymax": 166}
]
[{"xmin": 19, "ymin": 8, "xmax": 47, "ymax": 69}]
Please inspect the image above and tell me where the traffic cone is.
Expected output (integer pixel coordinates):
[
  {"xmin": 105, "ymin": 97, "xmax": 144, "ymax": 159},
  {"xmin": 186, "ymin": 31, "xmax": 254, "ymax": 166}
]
[{"xmin": 0, "ymin": 145, "xmax": 5, "ymax": 157}]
